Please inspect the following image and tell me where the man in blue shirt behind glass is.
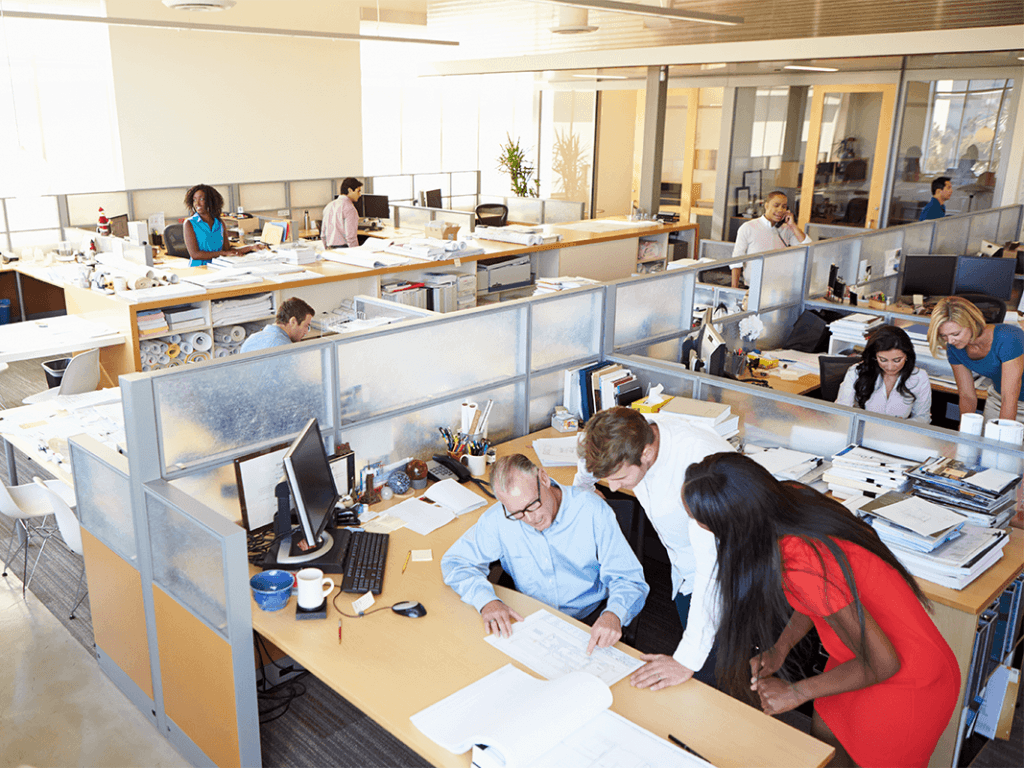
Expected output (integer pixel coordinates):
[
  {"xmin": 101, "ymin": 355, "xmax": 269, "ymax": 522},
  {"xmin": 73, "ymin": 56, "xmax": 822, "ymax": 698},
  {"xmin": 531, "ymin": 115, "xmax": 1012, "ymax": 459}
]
[
  {"xmin": 442, "ymin": 453, "xmax": 649, "ymax": 654},
  {"xmin": 920, "ymin": 176, "xmax": 952, "ymax": 220}
]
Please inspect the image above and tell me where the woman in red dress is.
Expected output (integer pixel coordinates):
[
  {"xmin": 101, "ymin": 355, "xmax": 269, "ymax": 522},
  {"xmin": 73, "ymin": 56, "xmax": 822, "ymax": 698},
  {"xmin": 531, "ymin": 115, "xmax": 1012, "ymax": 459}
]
[{"xmin": 683, "ymin": 453, "xmax": 959, "ymax": 767}]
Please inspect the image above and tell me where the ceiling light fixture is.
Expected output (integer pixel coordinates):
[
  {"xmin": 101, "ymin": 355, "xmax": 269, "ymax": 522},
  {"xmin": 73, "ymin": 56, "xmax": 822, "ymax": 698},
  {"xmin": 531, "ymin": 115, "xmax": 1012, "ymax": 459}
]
[
  {"xmin": 530, "ymin": 0, "xmax": 742, "ymax": 27},
  {"xmin": 1, "ymin": 9, "xmax": 458, "ymax": 46},
  {"xmin": 162, "ymin": 0, "xmax": 236, "ymax": 10},
  {"xmin": 571, "ymin": 73, "xmax": 628, "ymax": 79},
  {"xmin": 784, "ymin": 64, "xmax": 840, "ymax": 72},
  {"xmin": 550, "ymin": 7, "xmax": 598, "ymax": 34}
]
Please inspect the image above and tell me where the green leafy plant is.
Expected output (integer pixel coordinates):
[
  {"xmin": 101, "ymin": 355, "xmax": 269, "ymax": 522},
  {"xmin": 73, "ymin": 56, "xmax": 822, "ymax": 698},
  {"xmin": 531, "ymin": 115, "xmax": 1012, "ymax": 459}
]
[
  {"xmin": 551, "ymin": 128, "xmax": 590, "ymax": 202},
  {"xmin": 497, "ymin": 133, "xmax": 539, "ymax": 198}
]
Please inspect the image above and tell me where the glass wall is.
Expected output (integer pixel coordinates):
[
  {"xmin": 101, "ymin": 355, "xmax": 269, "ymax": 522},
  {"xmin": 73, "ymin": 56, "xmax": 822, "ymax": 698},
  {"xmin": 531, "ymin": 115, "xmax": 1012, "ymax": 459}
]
[
  {"xmin": 539, "ymin": 90, "xmax": 596, "ymax": 216},
  {"xmin": 888, "ymin": 78, "xmax": 1015, "ymax": 225}
]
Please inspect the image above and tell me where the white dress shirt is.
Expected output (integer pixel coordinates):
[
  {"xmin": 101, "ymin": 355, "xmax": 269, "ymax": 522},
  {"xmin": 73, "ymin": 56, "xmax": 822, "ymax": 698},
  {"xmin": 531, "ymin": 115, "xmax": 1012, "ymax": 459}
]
[
  {"xmin": 835, "ymin": 365, "xmax": 932, "ymax": 423},
  {"xmin": 730, "ymin": 216, "xmax": 812, "ymax": 275},
  {"xmin": 574, "ymin": 413, "xmax": 735, "ymax": 671}
]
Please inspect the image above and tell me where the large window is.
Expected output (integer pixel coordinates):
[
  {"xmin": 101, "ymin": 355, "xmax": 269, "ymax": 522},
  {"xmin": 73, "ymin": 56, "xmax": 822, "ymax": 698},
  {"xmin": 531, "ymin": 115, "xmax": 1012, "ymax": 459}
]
[{"xmin": 888, "ymin": 79, "xmax": 1014, "ymax": 225}]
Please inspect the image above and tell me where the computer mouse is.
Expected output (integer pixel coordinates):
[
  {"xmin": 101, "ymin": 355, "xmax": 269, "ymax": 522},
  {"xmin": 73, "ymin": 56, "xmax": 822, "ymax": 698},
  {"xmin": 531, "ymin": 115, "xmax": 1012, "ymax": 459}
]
[{"xmin": 391, "ymin": 600, "xmax": 427, "ymax": 618}]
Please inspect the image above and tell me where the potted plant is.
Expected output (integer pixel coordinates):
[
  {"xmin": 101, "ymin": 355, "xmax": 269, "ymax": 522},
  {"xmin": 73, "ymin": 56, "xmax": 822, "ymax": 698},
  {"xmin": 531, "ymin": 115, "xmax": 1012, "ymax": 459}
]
[{"xmin": 497, "ymin": 134, "xmax": 539, "ymax": 198}]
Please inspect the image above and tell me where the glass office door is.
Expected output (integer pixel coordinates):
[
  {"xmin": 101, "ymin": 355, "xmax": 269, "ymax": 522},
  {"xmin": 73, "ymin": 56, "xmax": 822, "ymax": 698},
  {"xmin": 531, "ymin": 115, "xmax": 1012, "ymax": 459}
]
[{"xmin": 797, "ymin": 84, "xmax": 897, "ymax": 230}]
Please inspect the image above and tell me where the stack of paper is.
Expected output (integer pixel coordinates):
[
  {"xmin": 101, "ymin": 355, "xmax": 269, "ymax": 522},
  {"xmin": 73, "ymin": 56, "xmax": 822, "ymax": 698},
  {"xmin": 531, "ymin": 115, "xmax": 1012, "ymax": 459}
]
[
  {"xmin": 890, "ymin": 524, "xmax": 1008, "ymax": 590},
  {"xmin": 858, "ymin": 492, "xmax": 966, "ymax": 552},
  {"xmin": 828, "ymin": 313, "xmax": 884, "ymax": 345},
  {"xmin": 136, "ymin": 309, "xmax": 168, "ymax": 337},
  {"xmin": 164, "ymin": 305, "xmax": 206, "ymax": 333},
  {"xmin": 211, "ymin": 293, "xmax": 274, "ymax": 325},
  {"xmin": 823, "ymin": 444, "xmax": 919, "ymax": 499},
  {"xmin": 533, "ymin": 276, "xmax": 600, "ymax": 294},
  {"xmin": 747, "ymin": 446, "xmax": 825, "ymax": 483},
  {"xmin": 661, "ymin": 396, "xmax": 740, "ymax": 440},
  {"xmin": 906, "ymin": 456, "xmax": 1020, "ymax": 528}
]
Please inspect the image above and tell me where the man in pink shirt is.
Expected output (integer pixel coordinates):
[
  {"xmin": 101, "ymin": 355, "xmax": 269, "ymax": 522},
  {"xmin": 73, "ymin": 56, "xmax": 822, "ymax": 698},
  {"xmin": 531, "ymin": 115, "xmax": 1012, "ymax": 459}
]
[{"xmin": 322, "ymin": 177, "xmax": 363, "ymax": 248}]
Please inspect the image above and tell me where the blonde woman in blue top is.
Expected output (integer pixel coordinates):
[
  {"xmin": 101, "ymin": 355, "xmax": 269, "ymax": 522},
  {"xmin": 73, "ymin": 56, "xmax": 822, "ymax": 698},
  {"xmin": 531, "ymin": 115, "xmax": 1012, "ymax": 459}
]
[
  {"xmin": 182, "ymin": 184, "xmax": 264, "ymax": 266},
  {"xmin": 928, "ymin": 296, "xmax": 1024, "ymax": 422}
]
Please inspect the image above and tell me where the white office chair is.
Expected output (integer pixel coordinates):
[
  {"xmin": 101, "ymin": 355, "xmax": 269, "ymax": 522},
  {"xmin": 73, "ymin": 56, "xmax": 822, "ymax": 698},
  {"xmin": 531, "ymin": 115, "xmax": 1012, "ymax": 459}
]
[
  {"xmin": 22, "ymin": 348, "xmax": 101, "ymax": 405},
  {"xmin": 33, "ymin": 477, "xmax": 87, "ymax": 618},
  {"xmin": 1, "ymin": 478, "xmax": 59, "ymax": 595}
]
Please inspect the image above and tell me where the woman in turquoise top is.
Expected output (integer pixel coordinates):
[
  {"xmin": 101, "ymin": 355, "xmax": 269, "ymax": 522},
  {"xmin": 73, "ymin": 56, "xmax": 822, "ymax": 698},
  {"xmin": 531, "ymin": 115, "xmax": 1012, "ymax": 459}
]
[
  {"xmin": 928, "ymin": 296, "xmax": 1024, "ymax": 422},
  {"xmin": 182, "ymin": 184, "xmax": 264, "ymax": 266}
]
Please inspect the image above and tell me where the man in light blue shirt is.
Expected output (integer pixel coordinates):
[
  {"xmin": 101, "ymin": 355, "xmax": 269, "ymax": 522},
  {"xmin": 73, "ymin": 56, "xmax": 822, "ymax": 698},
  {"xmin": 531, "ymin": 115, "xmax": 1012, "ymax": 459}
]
[
  {"xmin": 441, "ymin": 454, "xmax": 649, "ymax": 653},
  {"xmin": 239, "ymin": 296, "xmax": 315, "ymax": 353}
]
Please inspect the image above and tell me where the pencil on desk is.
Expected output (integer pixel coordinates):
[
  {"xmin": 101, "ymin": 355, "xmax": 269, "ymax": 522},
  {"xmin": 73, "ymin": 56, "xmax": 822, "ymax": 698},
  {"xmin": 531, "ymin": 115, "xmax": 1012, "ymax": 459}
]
[
  {"xmin": 337, "ymin": 618, "xmax": 342, "ymax": 645},
  {"xmin": 401, "ymin": 550, "xmax": 412, "ymax": 574}
]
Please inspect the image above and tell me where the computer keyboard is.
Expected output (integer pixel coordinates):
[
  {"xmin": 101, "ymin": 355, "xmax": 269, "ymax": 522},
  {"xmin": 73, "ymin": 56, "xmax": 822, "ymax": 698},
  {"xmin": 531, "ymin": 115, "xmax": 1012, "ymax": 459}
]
[{"xmin": 341, "ymin": 531, "xmax": 390, "ymax": 595}]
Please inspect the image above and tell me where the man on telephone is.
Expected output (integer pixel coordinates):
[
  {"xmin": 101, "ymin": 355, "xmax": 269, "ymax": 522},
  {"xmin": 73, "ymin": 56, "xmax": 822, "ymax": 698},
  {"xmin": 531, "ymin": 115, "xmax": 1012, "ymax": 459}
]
[
  {"xmin": 441, "ymin": 454, "xmax": 649, "ymax": 654},
  {"xmin": 730, "ymin": 190, "xmax": 811, "ymax": 288}
]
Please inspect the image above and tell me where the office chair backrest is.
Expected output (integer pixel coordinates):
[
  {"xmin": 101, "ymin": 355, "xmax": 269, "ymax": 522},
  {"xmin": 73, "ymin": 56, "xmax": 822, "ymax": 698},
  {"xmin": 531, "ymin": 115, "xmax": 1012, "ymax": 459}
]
[
  {"xmin": 59, "ymin": 349, "xmax": 101, "ymax": 397},
  {"xmin": 34, "ymin": 478, "xmax": 82, "ymax": 556},
  {"xmin": 844, "ymin": 197, "xmax": 869, "ymax": 226},
  {"xmin": 843, "ymin": 159, "xmax": 867, "ymax": 182},
  {"xmin": 955, "ymin": 293, "xmax": 1007, "ymax": 324},
  {"xmin": 819, "ymin": 355, "xmax": 860, "ymax": 403},
  {"xmin": 163, "ymin": 223, "xmax": 189, "ymax": 258},
  {"xmin": 476, "ymin": 203, "xmax": 508, "ymax": 227}
]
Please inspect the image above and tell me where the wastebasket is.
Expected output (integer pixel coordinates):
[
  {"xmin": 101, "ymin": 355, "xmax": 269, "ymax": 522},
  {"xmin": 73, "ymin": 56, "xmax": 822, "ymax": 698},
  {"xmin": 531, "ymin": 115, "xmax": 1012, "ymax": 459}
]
[
  {"xmin": 42, "ymin": 357, "xmax": 71, "ymax": 389},
  {"xmin": 0, "ymin": 298, "xmax": 9, "ymax": 324}
]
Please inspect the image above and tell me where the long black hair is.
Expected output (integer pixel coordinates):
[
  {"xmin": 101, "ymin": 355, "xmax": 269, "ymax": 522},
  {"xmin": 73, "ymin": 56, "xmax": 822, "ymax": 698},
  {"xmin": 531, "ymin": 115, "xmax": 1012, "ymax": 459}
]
[
  {"xmin": 683, "ymin": 452, "xmax": 928, "ymax": 698},
  {"xmin": 853, "ymin": 325, "xmax": 917, "ymax": 409}
]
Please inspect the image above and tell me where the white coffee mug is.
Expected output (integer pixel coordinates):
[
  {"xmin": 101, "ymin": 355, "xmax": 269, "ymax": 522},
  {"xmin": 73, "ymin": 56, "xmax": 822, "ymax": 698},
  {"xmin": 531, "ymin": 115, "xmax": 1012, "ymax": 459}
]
[
  {"xmin": 461, "ymin": 453, "xmax": 487, "ymax": 477},
  {"xmin": 296, "ymin": 567, "xmax": 335, "ymax": 609}
]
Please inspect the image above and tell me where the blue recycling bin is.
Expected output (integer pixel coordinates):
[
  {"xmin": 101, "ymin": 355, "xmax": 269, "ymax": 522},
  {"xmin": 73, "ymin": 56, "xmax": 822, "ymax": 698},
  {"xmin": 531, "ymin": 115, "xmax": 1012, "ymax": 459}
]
[{"xmin": 0, "ymin": 298, "xmax": 9, "ymax": 324}]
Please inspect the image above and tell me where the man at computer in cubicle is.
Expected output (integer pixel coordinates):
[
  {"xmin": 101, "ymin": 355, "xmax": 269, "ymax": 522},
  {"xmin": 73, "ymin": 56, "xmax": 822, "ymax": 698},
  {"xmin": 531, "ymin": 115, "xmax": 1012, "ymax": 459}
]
[
  {"xmin": 575, "ymin": 406, "xmax": 735, "ymax": 690},
  {"xmin": 321, "ymin": 177, "xmax": 363, "ymax": 248},
  {"xmin": 730, "ymin": 190, "xmax": 811, "ymax": 289},
  {"xmin": 919, "ymin": 176, "xmax": 952, "ymax": 221},
  {"xmin": 239, "ymin": 297, "xmax": 315, "ymax": 353},
  {"xmin": 441, "ymin": 454, "xmax": 649, "ymax": 654}
]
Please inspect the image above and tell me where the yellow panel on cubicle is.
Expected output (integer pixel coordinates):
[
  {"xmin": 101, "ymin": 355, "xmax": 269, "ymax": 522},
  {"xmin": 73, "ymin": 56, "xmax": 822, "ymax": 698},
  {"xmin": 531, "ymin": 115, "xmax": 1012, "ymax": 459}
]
[
  {"xmin": 81, "ymin": 528, "xmax": 153, "ymax": 700},
  {"xmin": 153, "ymin": 585, "xmax": 241, "ymax": 768}
]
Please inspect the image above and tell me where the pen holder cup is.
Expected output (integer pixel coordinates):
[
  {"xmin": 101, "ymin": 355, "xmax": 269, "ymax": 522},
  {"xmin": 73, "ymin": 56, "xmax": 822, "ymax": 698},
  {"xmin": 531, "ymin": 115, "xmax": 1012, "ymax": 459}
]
[{"xmin": 447, "ymin": 449, "xmax": 465, "ymax": 461}]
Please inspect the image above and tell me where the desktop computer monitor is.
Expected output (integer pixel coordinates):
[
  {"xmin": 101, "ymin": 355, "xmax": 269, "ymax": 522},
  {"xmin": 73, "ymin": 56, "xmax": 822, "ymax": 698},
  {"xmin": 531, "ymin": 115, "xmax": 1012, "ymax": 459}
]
[
  {"xmin": 109, "ymin": 213, "xmax": 129, "ymax": 238},
  {"xmin": 357, "ymin": 194, "xmax": 390, "ymax": 220},
  {"xmin": 954, "ymin": 255, "xmax": 1016, "ymax": 301},
  {"xmin": 283, "ymin": 417, "xmax": 338, "ymax": 553},
  {"xmin": 900, "ymin": 255, "xmax": 957, "ymax": 299},
  {"xmin": 424, "ymin": 189, "xmax": 443, "ymax": 209},
  {"xmin": 681, "ymin": 307, "xmax": 727, "ymax": 377}
]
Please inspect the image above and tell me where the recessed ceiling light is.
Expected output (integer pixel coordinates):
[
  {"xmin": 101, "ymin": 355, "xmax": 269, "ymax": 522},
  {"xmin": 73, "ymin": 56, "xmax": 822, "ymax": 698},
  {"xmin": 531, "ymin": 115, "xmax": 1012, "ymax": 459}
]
[
  {"xmin": 700, "ymin": 63, "xmax": 727, "ymax": 71},
  {"xmin": 571, "ymin": 74, "xmax": 628, "ymax": 79},
  {"xmin": 784, "ymin": 65, "xmax": 840, "ymax": 72}
]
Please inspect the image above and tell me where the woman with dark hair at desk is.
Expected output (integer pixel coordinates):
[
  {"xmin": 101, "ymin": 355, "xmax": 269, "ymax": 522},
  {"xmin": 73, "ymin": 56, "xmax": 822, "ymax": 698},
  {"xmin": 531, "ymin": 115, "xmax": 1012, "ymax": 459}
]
[
  {"xmin": 182, "ymin": 184, "xmax": 264, "ymax": 266},
  {"xmin": 835, "ymin": 325, "xmax": 931, "ymax": 422},
  {"xmin": 683, "ymin": 453, "xmax": 959, "ymax": 768},
  {"xmin": 928, "ymin": 296, "xmax": 1024, "ymax": 423}
]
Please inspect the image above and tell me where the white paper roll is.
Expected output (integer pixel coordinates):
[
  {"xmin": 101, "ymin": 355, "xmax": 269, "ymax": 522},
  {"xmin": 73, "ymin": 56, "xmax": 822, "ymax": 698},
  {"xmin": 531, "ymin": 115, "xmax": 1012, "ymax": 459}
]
[
  {"xmin": 141, "ymin": 363, "xmax": 152, "ymax": 372},
  {"xmin": 215, "ymin": 332, "xmax": 233, "ymax": 344},
  {"xmin": 178, "ymin": 341, "xmax": 193, "ymax": 355},
  {"xmin": 184, "ymin": 332, "xmax": 212, "ymax": 352},
  {"xmin": 229, "ymin": 325, "xmax": 246, "ymax": 342},
  {"xmin": 169, "ymin": 334, "xmax": 182, "ymax": 344},
  {"xmin": 158, "ymin": 354, "xmax": 170, "ymax": 365},
  {"xmin": 959, "ymin": 413, "xmax": 984, "ymax": 436},
  {"xmin": 984, "ymin": 419, "xmax": 1024, "ymax": 445},
  {"xmin": 155, "ymin": 341, "xmax": 168, "ymax": 354},
  {"xmin": 215, "ymin": 348, "xmax": 231, "ymax": 358}
]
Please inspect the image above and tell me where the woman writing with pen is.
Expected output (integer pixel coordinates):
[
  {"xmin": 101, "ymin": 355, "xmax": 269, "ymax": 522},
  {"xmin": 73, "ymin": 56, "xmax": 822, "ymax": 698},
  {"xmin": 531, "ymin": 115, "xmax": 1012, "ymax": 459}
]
[{"xmin": 683, "ymin": 453, "xmax": 958, "ymax": 768}]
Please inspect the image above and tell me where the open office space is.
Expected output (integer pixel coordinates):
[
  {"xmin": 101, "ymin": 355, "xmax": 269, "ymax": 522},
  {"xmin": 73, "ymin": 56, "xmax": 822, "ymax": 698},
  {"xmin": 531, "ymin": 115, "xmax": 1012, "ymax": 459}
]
[{"xmin": 2, "ymin": 3, "xmax": 1024, "ymax": 768}]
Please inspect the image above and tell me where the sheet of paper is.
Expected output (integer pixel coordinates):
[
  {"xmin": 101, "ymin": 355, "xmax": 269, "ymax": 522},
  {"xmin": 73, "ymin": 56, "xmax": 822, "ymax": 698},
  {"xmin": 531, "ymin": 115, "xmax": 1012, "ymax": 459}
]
[
  {"xmin": 362, "ymin": 513, "xmax": 407, "ymax": 534},
  {"xmin": 411, "ymin": 549, "xmax": 433, "ymax": 562},
  {"xmin": 872, "ymin": 495, "xmax": 966, "ymax": 536},
  {"xmin": 532, "ymin": 436, "xmax": 580, "ymax": 467},
  {"xmin": 749, "ymin": 447, "xmax": 820, "ymax": 476},
  {"xmin": 485, "ymin": 609, "xmax": 643, "ymax": 687},
  {"xmin": 965, "ymin": 467, "xmax": 1017, "ymax": 493},
  {"xmin": 386, "ymin": 497, "xmax": 455, "ymax": 535}
]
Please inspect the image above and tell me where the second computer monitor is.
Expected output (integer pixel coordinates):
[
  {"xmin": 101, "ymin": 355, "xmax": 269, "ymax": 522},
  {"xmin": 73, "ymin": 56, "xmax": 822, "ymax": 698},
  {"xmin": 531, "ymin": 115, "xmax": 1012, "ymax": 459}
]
[
  {"xmin": 954, "ymin": 255, "xmax": 1016, "ymax": 301},
  {"xmin": 424, "ymin": 189, "xmax": 443, "ymax": 209},
  {"xmin": 900, "ymin": 254, "xmax": 958, "ymax": 299},
  {"xmin": 358, "ymin": 194, "xmax": 390, "ymax": 220}
]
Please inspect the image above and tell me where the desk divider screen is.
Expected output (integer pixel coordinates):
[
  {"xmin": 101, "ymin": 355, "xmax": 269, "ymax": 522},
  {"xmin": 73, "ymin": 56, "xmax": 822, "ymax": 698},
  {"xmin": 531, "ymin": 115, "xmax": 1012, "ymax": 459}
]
[
  {"xmin": 933, "ymin": 214, "xmax": 972, "ymax": 256},
  {"xmin": 997, "ymin": 207, "xmax": 1023, "ymax": 244}
]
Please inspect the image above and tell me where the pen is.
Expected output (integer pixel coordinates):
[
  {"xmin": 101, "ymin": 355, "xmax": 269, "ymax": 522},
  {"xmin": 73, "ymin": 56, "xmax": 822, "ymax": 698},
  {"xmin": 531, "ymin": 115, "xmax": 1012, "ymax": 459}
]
[
  {"xmin": 401, "ymin": 550, "xmax": 412, "ymax": 574},
  {"xmin": 668, "ymin": 734, "xmax": 711, "ymax": 763},
  {"xmin": 337, "ymin": 618, "xmax": 342, "ymax": 645}
]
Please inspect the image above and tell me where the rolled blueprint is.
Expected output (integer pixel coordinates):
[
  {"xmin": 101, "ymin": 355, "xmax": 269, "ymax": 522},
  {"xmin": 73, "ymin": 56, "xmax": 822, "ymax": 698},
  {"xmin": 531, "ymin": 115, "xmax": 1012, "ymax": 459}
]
[{"xmin": 184, "ymin": 331, "xmax": 212, "ymax": 352}]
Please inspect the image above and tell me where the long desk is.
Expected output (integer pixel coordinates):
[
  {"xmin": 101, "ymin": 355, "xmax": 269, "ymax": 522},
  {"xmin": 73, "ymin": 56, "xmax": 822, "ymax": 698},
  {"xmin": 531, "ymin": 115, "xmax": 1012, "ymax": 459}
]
[{"xmin": 248, "ymin": 446, "xmax": 833, "ymax": 768}]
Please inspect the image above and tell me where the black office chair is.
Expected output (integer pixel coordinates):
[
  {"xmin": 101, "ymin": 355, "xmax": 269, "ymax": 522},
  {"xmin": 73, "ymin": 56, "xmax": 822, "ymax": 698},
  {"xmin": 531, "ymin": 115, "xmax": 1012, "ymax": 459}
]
[
  {"xmin": 163, "ymin": 223, "xmax": 189, "ymax": 258},
  {"xmin": 844, "ymin": 197, "xmax": 869, "ymax": 226},
  {"xmin": 475, "ymin": 203, "xmax": 508, "ymax": 227},
  {"xmin": 842, "ymin": 159, "xmax": 868, "ymax": 182},
  {"xmin": 819, "ymin": 355, "xmax": 860, "ymax": 403},
  {"xmin": 486, "ymin": 495, "xmax": 646, "ymax": 648},
  {"xmin": 955, "ymin": 292, "xmax": 1007, "ymax": 324}
]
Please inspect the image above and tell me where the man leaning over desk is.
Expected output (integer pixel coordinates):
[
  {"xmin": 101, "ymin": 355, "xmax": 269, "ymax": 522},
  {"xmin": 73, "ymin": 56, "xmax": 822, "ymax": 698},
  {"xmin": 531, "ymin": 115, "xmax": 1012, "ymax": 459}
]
[{"xmin": 441, "ymin": 454, "xmax": 649, "ymax": 654}]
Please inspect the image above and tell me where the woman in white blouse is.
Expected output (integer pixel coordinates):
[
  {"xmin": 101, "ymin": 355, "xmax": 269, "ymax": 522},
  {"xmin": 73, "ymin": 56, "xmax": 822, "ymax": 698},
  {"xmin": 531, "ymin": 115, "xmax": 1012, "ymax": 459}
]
[{"xmin": 835, "ymin": 325, "xmax": 932, "ymax": 423}]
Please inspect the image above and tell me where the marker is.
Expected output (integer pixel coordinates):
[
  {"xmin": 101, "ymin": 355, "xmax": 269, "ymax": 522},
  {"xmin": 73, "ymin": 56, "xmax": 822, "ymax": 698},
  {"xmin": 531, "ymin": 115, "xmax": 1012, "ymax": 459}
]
[
  {"xmin": 668, "ymin": 734, "xmax": 711, "ymax": 763},
  {"xmin": 337, "ymin": 618, "xmax": 342, "ymax": 645},
  {"xmin": 401, "ymin": 550, "xmax": 412, "ymax": 574}
]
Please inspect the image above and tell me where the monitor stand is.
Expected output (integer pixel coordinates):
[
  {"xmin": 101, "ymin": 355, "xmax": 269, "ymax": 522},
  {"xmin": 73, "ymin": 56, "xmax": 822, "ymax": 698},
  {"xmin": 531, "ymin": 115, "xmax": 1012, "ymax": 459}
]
[{"xmin": 263, "ymin": 526, "xmax": 351, "ymax": 574}]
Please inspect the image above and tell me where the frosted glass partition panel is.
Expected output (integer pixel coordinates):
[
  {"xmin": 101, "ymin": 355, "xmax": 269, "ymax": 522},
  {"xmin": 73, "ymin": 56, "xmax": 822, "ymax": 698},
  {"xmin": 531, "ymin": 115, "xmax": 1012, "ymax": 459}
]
[
  {"xmin": 901, "ymin": 222, "xmax": 933, "ymax": 256},
  {"xmin": 807, "ymin": 239, "xmax": 853, "ymax": 296},
  {"xmin": 753, "ymin": 305, "xmax": 804, "ymax": 350},
  {"xmin": 529, "ymin": 370, "xmax": 568, "ymax": 433},
  {"xmin": 394, "ymin": 205, "xmax": 429, "ymax": 230},
  {"xmin": 342, "ymin": 383, "xmax": 521, "ymax": 475},
  {"xmin": 239, "ymin": 183, "xmax": 286, "ymax": 213},
  {"xmin": 290, "ymin": 180, "xmax": 333, "ymax": 208},
  {"xmin": 704, "ymin": 384, "xmax": 853, "ymax": 457},
  {"xmin": 760, "ymin": 248, "xmax": 806, "ymax": 307},
  {"xmin": 153, "ymin": 347, "xmax": 328, "ymax": 472},
  {"xmin": 530, "ymin": 290, "xmax": 603, "ymax": 371},
  {"xmin": 613, "ymin": 272, "xmax": 692, "ymax": 349},
  {"xmin": 967, "ymin": 210, "xmax": 1002, "ymax": 253},
  {"xmin": 544, "ymin": 200, "xmax": 585, "ymax": 223},
  {"xmin": 621, "ymin": 337, "xmax": 685, "ymax": 363},
  {"xmin": 372, "ymin": 176, "xmax": 414, "ymax": 203},
  {"xmin": 933, "ymin": 216, "xmax": 969, "ymax": 255},
  {"xmin": 336, "ymin": 307, "xmax": 526, "ymax": 423},
  {"xmin": 146, "ymin": 491, "xmax": 228, "ymax": 635},
  {"xmin": 168, "ymin": 463, "xmax": 240, "ymax": 526},
  {"xmin": 997, "ymin": 208, "xmax": 1022, "ymax": 243},
  {"xmin": 694, "ymin": 284, "xmax": 715, "ymax": 307},
  {"xmin": 132, "ymin": 187, "xmax": 189, "ymax": 221},
  {"xmin": 858, "ymin": 420, "xmax": 1023, "ymax": 471},
  {"xmin": 67, "ymin": 192, "xmax": 130, "ymax": 227},
  {"xmin": 434, "ymin": 210, "xmax": 474, "ymax": 228},
  {"xmin": 414, "ymin": 174, "xmax": 449, "ymax": 199},
  {"xmin": 858, "ymin": 228, "xmax": 904, "ymax": 273},
  {"xmin": 451, "ymin": 196, "xmax": 477, "ymax": 212},
  {"xmin": 508, "ymin": 197, "xmax": 542, "ymax": 224},
  {"xmin": 451, "ymin": 172, "xmax": 479, "ymax": 196},
  {"xmin": 69, "ymin": 439, "xmax": 136, "ymax": 562},
  {"xmin": 699, "ymin": 240, "xmax": 735, "ymax": 260}
]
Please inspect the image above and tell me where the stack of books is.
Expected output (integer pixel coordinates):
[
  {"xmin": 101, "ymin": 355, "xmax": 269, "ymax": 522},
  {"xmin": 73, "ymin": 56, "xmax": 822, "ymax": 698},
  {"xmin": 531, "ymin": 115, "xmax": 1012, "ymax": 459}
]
[
  {"xmin": 136, "ymin": 309, "xmax": 168, "ymax": 338},
  {"xmin": 563, "ymin": 363, "xmax": 643, "ymax": 420},
  {"xmin": 381, "ymin": 280, "xmax": 427, "ymax": 308},
  {"xmin": 828, "ymin": 313, "xmax": 884, "ymax": 346},
  {"xmin": 423, "ymin": 273, "xmax": 458, "ymax": 313},
  {"xmin": 163, "ymin": 305, "xmax": 206, "ymax": 333},
  {"xmin": 661, "ymin": 396, "xmax": 740, "ymax": 440},
  {"xmin": 823, "ymin": 444, "xmax": 919, "ymax": 499},
  {"xmin": 906, "ymin": 456, "xmax": 1020, "ymax": 528}
]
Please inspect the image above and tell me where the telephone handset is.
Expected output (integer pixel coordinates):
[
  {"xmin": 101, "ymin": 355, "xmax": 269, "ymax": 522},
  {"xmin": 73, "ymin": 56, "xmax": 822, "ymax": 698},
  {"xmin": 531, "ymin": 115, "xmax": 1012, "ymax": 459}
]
[
  {"xmin": 430, "ymin": 454, "xmax": 471, "ymax": 483},
  {"xmin": 774, "ymin": 214, "xmax": 789, "ymax": 229}
]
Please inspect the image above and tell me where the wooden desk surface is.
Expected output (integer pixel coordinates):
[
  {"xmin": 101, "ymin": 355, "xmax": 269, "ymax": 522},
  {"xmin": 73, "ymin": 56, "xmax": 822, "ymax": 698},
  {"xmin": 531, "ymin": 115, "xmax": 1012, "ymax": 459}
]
[{"xmin": 249, "ymin": 442, "xmax": 832, "ymax": 768}]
